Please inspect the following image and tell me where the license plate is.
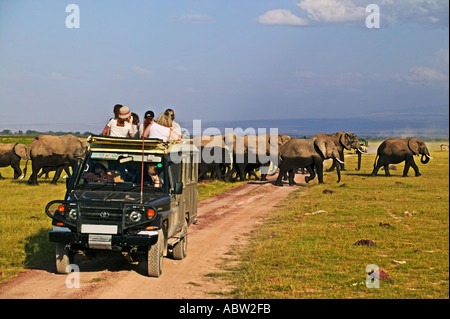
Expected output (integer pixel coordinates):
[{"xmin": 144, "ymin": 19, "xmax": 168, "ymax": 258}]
[
  {"xmin": 88, "ymin": 234, "xmax": 112, "ymax": 250},
  {"xmin": 81, "ymin": 224, "xmax": 117, "ymax": 234}
]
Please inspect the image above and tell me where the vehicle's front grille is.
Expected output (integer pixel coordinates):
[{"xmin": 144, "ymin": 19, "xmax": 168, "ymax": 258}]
[{"xmin": 78, "ymin": 202, "xmax": 124, "ymax": 223}]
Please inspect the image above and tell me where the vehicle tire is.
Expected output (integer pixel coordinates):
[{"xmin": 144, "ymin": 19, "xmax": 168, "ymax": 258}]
[
  {"xmin": 172, "ymin": 234, "xmax": 188, "ymax": 260},
  {"xmin": 147, "ymin": 229, "xmax": 163, "ymax": 277},
  {"xmin": 55, "ymin": 243, "xmax": 72, "ymax": 274}
]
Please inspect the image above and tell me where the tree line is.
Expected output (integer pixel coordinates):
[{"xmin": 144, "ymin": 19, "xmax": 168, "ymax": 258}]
[{"xmin": 0, "ymin": 129, "xmax": 93, "ymax": 137}]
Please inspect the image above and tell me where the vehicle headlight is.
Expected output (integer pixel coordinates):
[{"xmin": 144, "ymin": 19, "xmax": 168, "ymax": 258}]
[
  {"xmin": 129, "ymin": 211, "xmax": 142, "ymax": 223},
  {"xmin": 68, "ymin": 209, "xmax": 78, "ymax": 220}
]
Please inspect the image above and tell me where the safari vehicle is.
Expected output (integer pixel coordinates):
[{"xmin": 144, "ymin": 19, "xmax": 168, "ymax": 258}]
[{"xmin": 45, "ymin": 136, "xmax": 198, "ymax": 277}]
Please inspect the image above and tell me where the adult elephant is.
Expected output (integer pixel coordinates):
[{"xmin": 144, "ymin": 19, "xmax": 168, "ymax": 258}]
[
  {"xmin": 0, "ymin": 143, "xmax": 29, "ymax": 179},
  {"xmin": 229, "ymin": 134, "xmax": 291, "ymax": 181},
  {"xmin": 371, "ymin": 137, "xmax": 432, "ymax": 177},
  {"xmin": 274, "ymin": 135, "xmax": 344, "ymax": 186},
  {"xmin": 198, "ymin": 146, "xmax": 232, "ymax": 181},
  {"xmin": 313, "ymin": 132, "xmax": 364, "ymax": 171},
  {"xmin": 26, "ymin": 135, "xmax": 88, "ymax": 185}
]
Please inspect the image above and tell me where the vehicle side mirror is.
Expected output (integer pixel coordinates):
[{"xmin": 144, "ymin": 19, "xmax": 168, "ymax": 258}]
[{"xmin": 174, "ymin": 182, "xmax": 183, "ymax": 194}]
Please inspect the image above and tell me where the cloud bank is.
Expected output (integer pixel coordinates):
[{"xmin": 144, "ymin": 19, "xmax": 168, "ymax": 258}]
[{"xmin": 257, "ymin": 0, "xmax": 449, "ymax": 27}]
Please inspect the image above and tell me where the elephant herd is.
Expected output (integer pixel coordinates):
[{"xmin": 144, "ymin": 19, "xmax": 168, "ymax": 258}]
[
  {"xmin": 0, "ymin": 134, "xmax": 88, "ymax": 185},
  {"xmin": 0, "ymin": 133, "xmax": 432, "ymax": 186},
  {"xmin": 194, "ymin": 132, "xmax": 364, "ymax": 186}
]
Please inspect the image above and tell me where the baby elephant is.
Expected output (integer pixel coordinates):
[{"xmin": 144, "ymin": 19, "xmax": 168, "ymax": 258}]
[{"xmin": 371, "ymin": 137, "xmax": 432, "ymax": 177}]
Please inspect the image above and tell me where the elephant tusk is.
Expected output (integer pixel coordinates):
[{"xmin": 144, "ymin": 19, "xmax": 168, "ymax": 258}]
[
  {"xmin": 335, "ymin": 158, "xmax": 345, "ymax": 164},
  {"xmin": 426, "ymin": 155, "xmax": 433, "ymax": 159}
]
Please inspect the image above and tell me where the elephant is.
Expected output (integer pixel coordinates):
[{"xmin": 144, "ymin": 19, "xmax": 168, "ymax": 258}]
[
  {"xmin": 313, "ymin": 132, "xmax": 364, "ymax": 171},
  {"xmin": 230, "ymin": 134, "xmax": 291, "ymax": 181},
  {"xmin": 274, "ymin": 135, "xmax": 344, "ymax": 186},
  {"xmin": 37, "ymin": 164, "xmax": 72, "ymax": 180},
  {"xmin": 0, "ymin": 143, "xmax": 29, "ymax": 179},
  {"xmin": 25, "ymin": 135, "xmax": 88, "ymax": 185},
  {"xmin": 371, "ymin": 137, "xmax": 432, "ymax": 177},
  {"xmin": 194, "ymin": 133, "xmax": 290, "ymax": 182},
  {"xmin": 198, "ymin": 146, "xmax": 232, "ymax": 181}
]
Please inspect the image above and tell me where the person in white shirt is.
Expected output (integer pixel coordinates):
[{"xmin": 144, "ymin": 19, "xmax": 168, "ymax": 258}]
[
  {"xmin": 165, "ymin": 108, "xmax": 182, "ymax": 137},
  {"xmin": 106, "ymin": 106, "xmax": 135, "ymax": 138},
  {"xmin": 142, "ymin": 110, "xmax": 180, "ymax": 142}
]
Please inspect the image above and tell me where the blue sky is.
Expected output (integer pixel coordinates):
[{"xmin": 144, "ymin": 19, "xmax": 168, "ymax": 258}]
[{"xmin": 0, "ymin": 0, "xmax": 448, "ymax": 133}]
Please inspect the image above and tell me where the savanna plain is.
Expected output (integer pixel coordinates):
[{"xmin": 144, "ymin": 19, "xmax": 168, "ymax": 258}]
[{"xmin": 0, "ymin": 137, "xmax": 448, "ymax": 299}]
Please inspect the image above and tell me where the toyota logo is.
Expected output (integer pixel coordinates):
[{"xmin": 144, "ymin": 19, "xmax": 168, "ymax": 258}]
[{"xmin": 100, "ymin": 211, "xmax": 110, "ymax": 218}]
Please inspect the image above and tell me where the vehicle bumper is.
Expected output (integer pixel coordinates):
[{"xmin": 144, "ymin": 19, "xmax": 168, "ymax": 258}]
[{"xmin": 48, "ymin": 227, "xmax": 158, "ymax": 250}]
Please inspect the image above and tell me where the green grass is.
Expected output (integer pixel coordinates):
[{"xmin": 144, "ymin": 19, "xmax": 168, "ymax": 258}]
[
  {"xmin": 224, "ymin": 143, "xmax": 449, "ymax": 299},
  {"xmin": 0, "ymin": 162, "xmax": 66, "ymax": 282}
]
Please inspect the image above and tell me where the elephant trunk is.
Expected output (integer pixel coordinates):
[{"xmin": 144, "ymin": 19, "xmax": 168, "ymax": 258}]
[
  {"xmin": 420, "ymin": 154, "xmax": 431, "ymax": 164},
  {"xmin": 357, "ymin": 151, "xmax": 361, "ymax": 171}
]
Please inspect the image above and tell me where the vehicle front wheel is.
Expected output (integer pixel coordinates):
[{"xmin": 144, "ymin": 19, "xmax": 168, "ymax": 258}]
[
  {"xmin": 147, "ymin": 230, "xmax": 163, "ymax": 277},
  {"xmin": 55, "ymin": 243, "xmax": 73, "ymax": 274}
]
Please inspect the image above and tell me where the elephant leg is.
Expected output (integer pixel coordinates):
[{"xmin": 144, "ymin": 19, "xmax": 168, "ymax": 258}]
[
  {"xmin": 288, "ymin": 169, "xmax": 296, "ymax": 185},
  {"xmin": 12, "ymin": 163, "xmax": 22, "ymax": 179},
  {"xmin": 402, "ymin": 158, "xmax": 411, "ymax": 177},
  {"xmin": 316, "ymin": 161, "xmax": 324, "ymax": 184},
  {"xmin": 51, "ymin": 166, "xmax": 64, "ymax": 184},
  {"xmin": 409, "ymin": 158, "xmax": 421, "ymax": 177},
  {"xmin": 384, "ymin": 165, "xmax": 391, "ymax": 177},
  {"xmin": 274, "ymin": 168, "xmax": 285, "ymax": 186},
  {"xmin": 288, "ymin": 169, "xmax": 297, "ymax": 186},
  {"xmin": 237, "ymin": 164, "xmax": 247, "ymax": 181},
  {"xmin": 28, "ymin": 160, "xmax": 42, "ymax": 185},
  {"xmin": 305, "ymin": 166, "xmax": 315, "ymax": 183},
  {"xmin": 0, "ymin": 172, "xmax": 4, "ymax": 180}
]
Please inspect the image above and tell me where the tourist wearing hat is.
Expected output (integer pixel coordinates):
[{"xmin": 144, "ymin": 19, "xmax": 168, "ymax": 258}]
[
  {"xmin": 104, "ymin": 106, "xmax": 135, "ymax": 138},
  {"xmin": 138, "ymin": 110, "xmax": 154, "ymax": 137}
]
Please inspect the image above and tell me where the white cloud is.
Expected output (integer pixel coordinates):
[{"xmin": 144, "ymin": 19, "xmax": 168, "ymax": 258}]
[
  {"xmin": 257, "ymin": 0, "xmax": 449, "ymax": 27},
  {"xmin": 257, "ymin": 9, "xmax": 309, "ymax": 26},
  {"xmin": 131, "ymin": 66, "xmax": 152, "ymax": 75},
  {"xmin": 297, "ymin": 0, "xmax": 365, "ymax": 24},
  {"xmin": 405, "ymin": 67, "xmax": 449, "ymax": 82}
]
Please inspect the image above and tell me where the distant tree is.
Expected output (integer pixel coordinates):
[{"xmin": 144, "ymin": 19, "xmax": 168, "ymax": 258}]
[{"xmin": 0, "ymin": 129, "xmax": 12, "ymax": 135}]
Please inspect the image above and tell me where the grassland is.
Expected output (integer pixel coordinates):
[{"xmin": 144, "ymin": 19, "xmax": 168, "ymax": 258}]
[
  {"xmin": 224, "ymin": 142, "xmax": 449, "ymax": 299},
  {"xmin": 0, "ymin": 140, "xmax": 448, "ymax": 299}
]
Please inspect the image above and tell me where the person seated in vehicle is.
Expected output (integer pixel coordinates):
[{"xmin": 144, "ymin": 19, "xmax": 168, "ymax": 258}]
[
  {"xmin": 145, "ymin": 163, "xmax": 164, "ymax": 187},
  {"xmin": 83, "ymin": 164, "xmax": 114, "ymax": 183}
]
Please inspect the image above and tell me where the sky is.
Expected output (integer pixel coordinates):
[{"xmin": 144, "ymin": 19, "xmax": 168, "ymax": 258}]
[{"xmin": 0, "ymin": 0, "xmax": 448, "ymax": 133}]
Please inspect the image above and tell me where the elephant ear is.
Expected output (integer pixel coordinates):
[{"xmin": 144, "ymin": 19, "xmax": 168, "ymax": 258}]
[
  {"xmin": 407, "ymin": 138, "xmax": 420, "ymax": 155},
  {"xmin": 314, "ymin": 138, "xmax": 328, "ymax": 159},
  {"xmin": 340, "ymin": 133, "xmax": 351, "ymax": 150},
  {"xmin": 14, "ymin": 143, "xmax": 29, "ymax": 160}
]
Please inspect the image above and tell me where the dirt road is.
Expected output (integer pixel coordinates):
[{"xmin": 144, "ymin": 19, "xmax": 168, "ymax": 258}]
[{"xmin": 0, "ymin": 174, "xmax": 305, "ymax": 299}]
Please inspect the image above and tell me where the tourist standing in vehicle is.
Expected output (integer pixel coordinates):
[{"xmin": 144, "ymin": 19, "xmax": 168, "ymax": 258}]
[
  {"xmin": 131, "ymin": 112, "xmax": 140, "ymax": 138},
  {"xmin": 165, "ymin": 108, "xmax": 182, "ymax": 137},
  {"xmin": 105, "ymin": 106, "xmax": 135, "ymax": 138},
  {"xmin": 142, "ymin": 110, "xmax": 181, "ymax": 142},
  {"xmin": 102, "ymin": 104, "xmax": 123, "ymax": 136}
]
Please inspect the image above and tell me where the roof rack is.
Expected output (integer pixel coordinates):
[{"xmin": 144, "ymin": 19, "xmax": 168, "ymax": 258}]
[{"xmin": 87, "ymin": 135, "xmax": 196, "ymax": 155}]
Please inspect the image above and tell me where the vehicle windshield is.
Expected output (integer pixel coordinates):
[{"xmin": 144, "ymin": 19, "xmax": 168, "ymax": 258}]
[{"xmin": 74, "ymin": 152, "xmax": 166, "ymax": 192}]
